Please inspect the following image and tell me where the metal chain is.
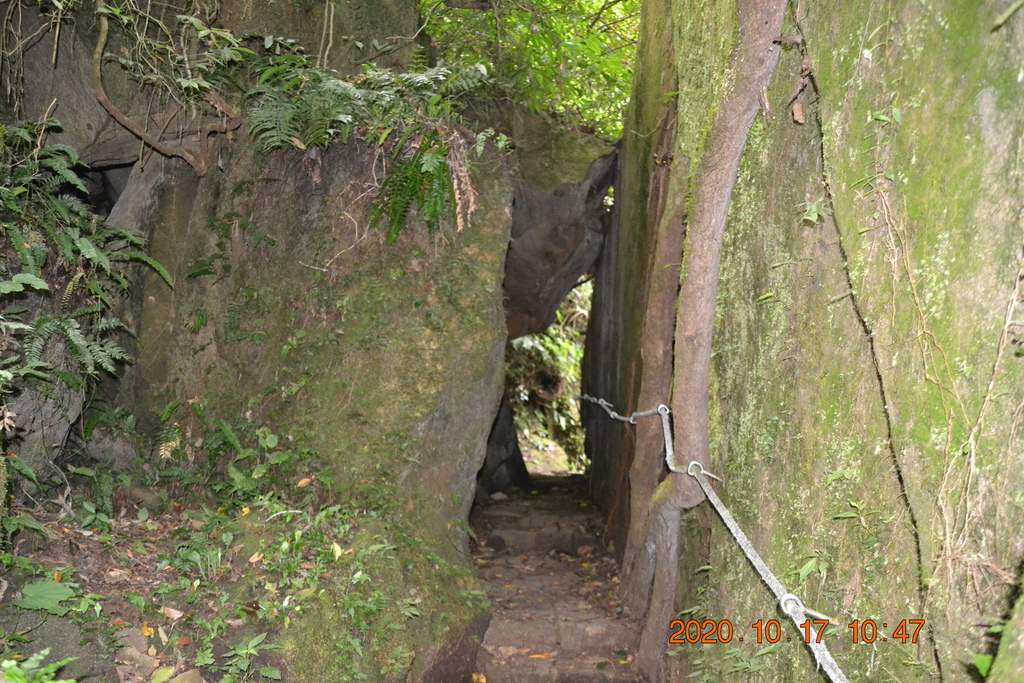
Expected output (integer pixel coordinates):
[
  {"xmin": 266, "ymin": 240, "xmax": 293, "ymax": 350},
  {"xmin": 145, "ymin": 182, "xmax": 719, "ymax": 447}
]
[
  {"xmin": 581, "ymin": 393, "xmax": 850, "ymax": 681},
  {"xmin": 578, "ymin": 395, "xmax": 677, "ymax": 468}
]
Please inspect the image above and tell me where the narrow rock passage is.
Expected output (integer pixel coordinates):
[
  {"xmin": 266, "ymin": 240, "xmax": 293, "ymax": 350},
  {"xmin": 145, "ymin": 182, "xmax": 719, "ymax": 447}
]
[{"xmin": 471, "ymin": 476, "xmax": 643, "ymax": 682}]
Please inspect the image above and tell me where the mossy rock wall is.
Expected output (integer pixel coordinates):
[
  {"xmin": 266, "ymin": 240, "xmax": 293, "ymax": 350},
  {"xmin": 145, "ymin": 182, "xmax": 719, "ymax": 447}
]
[
  {"xmin": 113, "ymin": 134, "xmax": 512, "ymax": 680},
  {"xmin": 605, "ymin": 0, "xmax": 1024, "ymax": 679},
  {"xmin": 217, "ymin": 0, "xmax": 418, "ymax": 75}
]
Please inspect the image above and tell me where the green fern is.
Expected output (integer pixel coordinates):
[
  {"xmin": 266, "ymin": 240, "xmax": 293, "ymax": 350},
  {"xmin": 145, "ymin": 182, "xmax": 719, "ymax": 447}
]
[
  {"xmin": 370, "ymin": 133, "xmax": 455, "ymax": 243},
  {"xmin": 224, "ymin": 301, "xmax": 243, "ymax": 341},
  {"xmin": 1, "ymin": 118, "xmax": 171, "ymax": 406}
]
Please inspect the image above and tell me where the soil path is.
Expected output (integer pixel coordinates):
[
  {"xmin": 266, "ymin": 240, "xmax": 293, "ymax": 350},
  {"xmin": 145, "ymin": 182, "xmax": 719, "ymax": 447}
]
[{"xmin": 471, "ymin": 475, "xmax": 643, "ymax": 682}]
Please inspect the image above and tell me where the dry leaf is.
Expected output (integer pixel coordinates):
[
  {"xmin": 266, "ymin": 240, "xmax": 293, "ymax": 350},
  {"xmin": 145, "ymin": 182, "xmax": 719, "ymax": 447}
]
[
  {"xmin": 249, "ymin": 552, "xmax": 265, "ymax": 564},
  {"xmin": 471, "ymin": 674, "xmax": 487, "ymax": 683},
  {"xmin": 296, "ymin": 478, "xmax": 312, "ymax": 488},
  {"xmin": 792, "ymin": 102, "xmax": 805, "ymax": 124},
  {"xmin": 159, "ymin": 606, "xmax": 184, "ymax": 621}
]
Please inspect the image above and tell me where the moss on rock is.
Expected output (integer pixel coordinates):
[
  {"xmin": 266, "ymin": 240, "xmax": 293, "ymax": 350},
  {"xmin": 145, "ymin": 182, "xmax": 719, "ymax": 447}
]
[
  {"xmin": 601, "ymin": 0, "xmax": 1024, "ymax": 680},
  {"xmin": 117, "ymin": 135, "xmax": 512, "ymax": 680}
]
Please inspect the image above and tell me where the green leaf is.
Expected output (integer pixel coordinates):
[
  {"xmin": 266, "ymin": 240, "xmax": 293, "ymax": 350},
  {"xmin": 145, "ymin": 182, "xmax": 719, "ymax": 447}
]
[
  {"xmin": 6, "ymin": 456, "xmax": 40, "ymax": 484},
  {"xmin": 3, "ymin": 513, "xmax": 47, "ymax": 536},
  {"xmin": 974, "ymin": 653, "xmax": 993, "ymax": 676},
  {"xmin": 119, "ymin": 252, "xmax": 174, "ymax": 289},
  {"xmin": 227, "ymin": 464, "xmax": 258, "ymax": 492},
  {"xmin": 0, "ymin": 273, "xmax": 51, "ymax": 294},
  {"xmin": 149, "ymin": 667, "xmax": 177, "ymax": 683},
  {"xmin": 259, "ymin": 667, "xmax": 282, "ymax": 680},
  {"xmin": 14, "ymin": 581, "xmax": 77, "ymax": 616},
  {"xmin": 72, "ymin": 467, "xmax": 95, "ymax": 477},
  {"xmin": 797, "ymin": 558, "xmax": 817, "ymax": 583},
  {"xmin": 75, "ymin": 236, "xmax": 112, "ymax": 274},
  {"xmin": 126, "ymin": 593, "xmax": 146, "ymax": 611}
]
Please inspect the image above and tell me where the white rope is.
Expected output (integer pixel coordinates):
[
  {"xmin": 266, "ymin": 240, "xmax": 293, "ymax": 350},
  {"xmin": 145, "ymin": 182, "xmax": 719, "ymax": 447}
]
[
  {"xmin": 687, "ymin": 462, "xmax": 850, "ymax": 683},
  {"xmin": 582, "ymin": 393, "xmax": 851, "ymax": 681}
]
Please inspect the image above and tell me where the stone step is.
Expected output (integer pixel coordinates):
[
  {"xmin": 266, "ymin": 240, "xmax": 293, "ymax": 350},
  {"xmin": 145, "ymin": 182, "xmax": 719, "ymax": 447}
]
[
  {"xmin": 478, "ymin": 644, "xmax": 642, "ymax": 683},
  {"xmin": 471, "ymin": 477, "xmax": 642, "ymax": 682}
]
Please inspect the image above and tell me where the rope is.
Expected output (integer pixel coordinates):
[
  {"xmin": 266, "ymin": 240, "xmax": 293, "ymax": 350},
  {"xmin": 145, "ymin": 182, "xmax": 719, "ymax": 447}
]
[
  {"xmin": 687, "ymin": 462, "xmax": 850, "ymax": 683},
  {"xmin": 581, "ymin": 393, "xmax": 850, "ymax": 682}
]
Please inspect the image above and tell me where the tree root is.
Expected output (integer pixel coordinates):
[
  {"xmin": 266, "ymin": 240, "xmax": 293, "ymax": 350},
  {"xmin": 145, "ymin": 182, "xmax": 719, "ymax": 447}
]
[{"xmin": 90, "ymin": 0, "xmax": 239, "ymax": 176}]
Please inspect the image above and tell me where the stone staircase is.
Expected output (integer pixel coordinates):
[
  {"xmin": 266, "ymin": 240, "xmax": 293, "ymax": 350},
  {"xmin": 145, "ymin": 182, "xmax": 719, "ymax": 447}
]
[{"xmin": 471, "ymin": 477, "xmax": 643, "ymax": 682}]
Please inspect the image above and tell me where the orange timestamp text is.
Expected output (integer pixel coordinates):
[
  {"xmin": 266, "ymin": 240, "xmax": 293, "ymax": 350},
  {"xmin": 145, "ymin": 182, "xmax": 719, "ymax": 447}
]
[{"xmin": 669, "ymin": 618, "xmax": 926, "ymax": 645}]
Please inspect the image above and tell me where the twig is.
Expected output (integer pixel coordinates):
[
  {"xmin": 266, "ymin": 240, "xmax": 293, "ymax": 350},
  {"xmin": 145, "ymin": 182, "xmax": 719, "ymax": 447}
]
[
  {"xmin": 265, "ymin": 509, "xmax": 304, "ymax": 521},
  {"xmin": 993, "ymin": 0, "xmax": 1024, "ymax": 30}
]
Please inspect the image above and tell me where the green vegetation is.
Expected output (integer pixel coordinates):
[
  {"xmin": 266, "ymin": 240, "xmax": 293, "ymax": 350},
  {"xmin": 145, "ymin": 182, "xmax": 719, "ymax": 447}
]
[
  {"xmin": 507, "ymin": 282, "xmax": 590, "ymax": 469},
  {"xmin": 246, "ymin": 55, "xmax": 503, "ymax": 242},
  {"xmin": 1, "ymin": 406, "xmax": 479, "ymax": 681},
  {"xmin": 421, "ymin": 0, "xmax": 639, "ymax": 138},
  {"xmin": 0, "ymin": 650, "xmax": 76, "ymax": 683},
  {"xmin": 0, "ymin": 118, "xmax": 170, "ymax": 447}
]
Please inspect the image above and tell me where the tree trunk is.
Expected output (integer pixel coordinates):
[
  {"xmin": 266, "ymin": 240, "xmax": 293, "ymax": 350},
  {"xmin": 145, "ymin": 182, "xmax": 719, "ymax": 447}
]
[{"xmin": 619, "ymin": 1, "xmax": 788, "ymax": 679}]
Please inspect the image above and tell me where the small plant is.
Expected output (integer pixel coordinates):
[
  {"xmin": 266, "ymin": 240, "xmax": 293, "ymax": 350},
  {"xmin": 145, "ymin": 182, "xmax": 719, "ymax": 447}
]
[
  {"xmin": 0, "ymin": 650, "xmax": 77, "ymax": 683},
  {"xmin": 217, "ymin": 632, "xmax": 281, "ymax": 681},
  {"xmin": 76, "ymin": 501, "xmax": 112, "ymax": 532},
  {"xmin": 798, "ymin": 197, "xmax": 830, "ymax": 225}
]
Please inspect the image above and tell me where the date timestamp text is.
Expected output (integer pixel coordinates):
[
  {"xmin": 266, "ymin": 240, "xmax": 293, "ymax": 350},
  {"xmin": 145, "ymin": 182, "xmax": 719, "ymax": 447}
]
[{"xmin": 669, "ymin": 619, "xmax": 926, "ymax": 645}]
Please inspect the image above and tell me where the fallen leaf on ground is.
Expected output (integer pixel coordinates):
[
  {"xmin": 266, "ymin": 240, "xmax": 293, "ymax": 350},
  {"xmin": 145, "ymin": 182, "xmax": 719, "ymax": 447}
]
[
  {"xmin": 149, "ymin": 667, "xmax": 176, "ymax": 683},
  {"xmin": 158, "ymin": 606, "xmax": 183, "ymax": 621}
]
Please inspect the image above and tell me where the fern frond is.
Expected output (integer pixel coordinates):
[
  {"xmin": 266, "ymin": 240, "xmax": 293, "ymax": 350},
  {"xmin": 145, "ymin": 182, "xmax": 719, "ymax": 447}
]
[
  {"xmin": 92, "ymin": 316, "xmax": 131, "ymax": 335},
  {"xmin": 249, "ymin": 96, "xmax": 303, "ymax": 152},
  {"xmin": 61, "ymin": 317, "xmax": 96, "ymax": 374},
  {"xmin": 69, "ymin": 304, "xmax": 104, "ymax": 320},
  {"xmin": 224, "ymin": 301, "xmax": 243, "ymax": 341},
  {"xmin": 89, "ymin": 338, "xmax": 131, "ymax": 374},
  {"xmin": 24, "ymin": 316, "xmax": 60, "ymax": 365}
]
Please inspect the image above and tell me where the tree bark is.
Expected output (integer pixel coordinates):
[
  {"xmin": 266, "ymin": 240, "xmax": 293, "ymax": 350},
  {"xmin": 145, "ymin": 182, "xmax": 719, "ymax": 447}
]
[{"xmin": 631, "ymin": 1, "xmax": 788, "ymax": 679}]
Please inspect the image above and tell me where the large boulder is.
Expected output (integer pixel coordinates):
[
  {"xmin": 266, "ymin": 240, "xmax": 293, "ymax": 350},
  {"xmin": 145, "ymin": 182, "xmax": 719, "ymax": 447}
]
[{"xmin": 111, "ymin": 135, "xmax": 512, "ymax": 680}]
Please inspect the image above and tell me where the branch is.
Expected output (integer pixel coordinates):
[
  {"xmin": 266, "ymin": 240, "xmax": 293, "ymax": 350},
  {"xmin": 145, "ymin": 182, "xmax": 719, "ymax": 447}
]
[{"xmin": 443, "ymin": 0, "xmax": 492, "ymax": 8}]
